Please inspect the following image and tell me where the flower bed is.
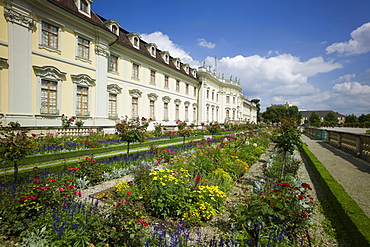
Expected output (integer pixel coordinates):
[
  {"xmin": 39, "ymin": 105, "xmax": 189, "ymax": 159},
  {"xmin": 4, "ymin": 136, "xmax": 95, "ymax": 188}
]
[{"xmin": 0, "ymin": 126, "xmax": 323, "ymax": 246}]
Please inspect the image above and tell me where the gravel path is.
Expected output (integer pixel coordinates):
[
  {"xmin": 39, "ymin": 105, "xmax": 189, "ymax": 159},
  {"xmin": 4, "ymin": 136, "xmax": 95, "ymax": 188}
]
[{"xmin": 301, "ymin": 134, "xmax": 370, "ymax": 218}]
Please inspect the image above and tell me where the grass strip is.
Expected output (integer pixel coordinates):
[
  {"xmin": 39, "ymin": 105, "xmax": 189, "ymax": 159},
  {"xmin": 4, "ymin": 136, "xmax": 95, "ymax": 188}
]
[{"xmin": 299, "ymin": 144, "xmax": 370, "ymax": 246}]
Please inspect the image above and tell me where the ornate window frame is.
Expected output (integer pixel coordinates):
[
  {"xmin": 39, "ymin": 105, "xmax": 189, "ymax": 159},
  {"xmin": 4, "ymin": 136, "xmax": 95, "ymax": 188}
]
[{"xmin": 33, "ymin": 66, "xmax": 66, "ymax": 115}]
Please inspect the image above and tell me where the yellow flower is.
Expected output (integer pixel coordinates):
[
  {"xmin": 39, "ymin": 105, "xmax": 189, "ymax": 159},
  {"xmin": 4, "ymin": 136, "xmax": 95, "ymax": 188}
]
[
  {"xmin": 161, "ymin": 182, "xmax": 166, "ymax": 186},
  {"xmin": 153, "ymin": 176, "xmax": 158, "ymax": 180}
]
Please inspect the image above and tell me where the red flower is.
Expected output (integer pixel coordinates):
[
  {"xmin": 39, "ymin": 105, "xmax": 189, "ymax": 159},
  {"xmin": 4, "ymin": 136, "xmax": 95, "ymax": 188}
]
[
  {"xmin": 48, "ymin": 178, "xmax": 56, "ymax": 182},
  {"xmin": 302, "ymin": 183, "xmax": 312, "ymax": 190},
  {"xmin": 122, "ymin": 199, "xmax": 128, "ymax": 203},
  {"xmin": 85, "ymin": 157, "xmax": 90, "ymax": 159},
  {"xmin": 298, "ymin": 195, "xmax": 304, "ymax": 200},
  {"xmin": 270, "ymin": 205, "xmax": 276, "ymax": 209},
  {"xmin": 59, "ymin": 188, "xmax": 65, "ymax": 192},
  {"xmin": 301, "ymin": 213, "xmax": 308, "ymax": 218},
  {"xmin": 278, "ymin": 179, "xmax": 283, "ymax": 182},
  {"xmin": 195, "ymin": 175, "xmax": 201, "ymax": 186},
  {"xmin": 127, "ymin": 192, "xmax": 132, "ymax": 196}
]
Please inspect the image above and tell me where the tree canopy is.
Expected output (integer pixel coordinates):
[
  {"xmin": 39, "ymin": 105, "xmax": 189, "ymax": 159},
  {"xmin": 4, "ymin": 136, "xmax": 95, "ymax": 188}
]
[
  {"xmin": 309, "ymin": 111, "xmax": 321, "ymax": 127},
  {"xmin": 324, "ymin": 111, "xmax": 337, "ymax": 122},
  {"xmin": 261, "ymin": 105, "xmax": 301, "ymax": 124},
  {"xmin": 345, "ymin": 114, "xmax": 357, "ymax": 123}
]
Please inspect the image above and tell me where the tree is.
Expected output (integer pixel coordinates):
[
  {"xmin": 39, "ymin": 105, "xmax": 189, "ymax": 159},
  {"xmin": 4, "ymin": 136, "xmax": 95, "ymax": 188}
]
[
  {"xmin": 324, "ymin": 111, "xmax": 337, "ymax": 122},
  {"xmin": 345, "ymin": 114, "xmax": 357, "ymax": 123},
  {"xmin": 0, "ymin": 125, "xmax": 34, "ymax": 183},
  {"xmin": 251, "ymin": 99, "xmax": 261, "ymax": 122},
  {"xmin": 262, "ymin": 106, "xmax": 287, "ymax": 123},
  {"xmin": 274, "ymin": 117, "xmax": 302, "ymax": 177},
  {"xmin": 309, "ymin": 111, "xmax": 320, "ymax": 127},
  {"xmin": 115, "ymin": 117, "xmax": 149, "ymax": 156},
  {"xmin": 358, "ymin": 114, "xmax": 370, "ymax": 123},
  {"xmin": 286, "ymin": 106, "xmax": 302, "ymax": 123}
]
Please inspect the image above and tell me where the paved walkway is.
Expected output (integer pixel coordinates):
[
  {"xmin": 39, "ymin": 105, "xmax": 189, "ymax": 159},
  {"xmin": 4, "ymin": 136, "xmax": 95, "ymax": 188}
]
[{"xmin": 301, "ymin": 134, "xmax": 370, "ymax": 218}]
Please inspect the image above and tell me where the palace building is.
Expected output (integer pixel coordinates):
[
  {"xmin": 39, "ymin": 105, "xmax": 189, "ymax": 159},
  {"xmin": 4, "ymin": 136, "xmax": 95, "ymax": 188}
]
[{"xmin": 0, "ymin": 0, "xmax": 257, "ymax": 130}]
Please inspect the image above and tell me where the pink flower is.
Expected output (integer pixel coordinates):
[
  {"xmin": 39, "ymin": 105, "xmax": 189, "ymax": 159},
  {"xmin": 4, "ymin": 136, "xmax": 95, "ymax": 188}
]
[
  {"xmin": 59, "ymin": 188, "xmax": 65, "ymax": 192},
  {"xmin": 122, "ymin": 199, "xmax": 128, "ymax": 203},
  {"xmin": 85, "ymin": 157, "xmax": 90, "ymax": 160},
  {"xmin": 127, "ymin": 192, "xmax": 132, "ymax": 196},
  {"xmin": 68, "ymin": 167, "xmax": 79, "ymax": 171},
  {"xmin": 48, "ymin": 178, "xmax": 56, "ymax": 182}
]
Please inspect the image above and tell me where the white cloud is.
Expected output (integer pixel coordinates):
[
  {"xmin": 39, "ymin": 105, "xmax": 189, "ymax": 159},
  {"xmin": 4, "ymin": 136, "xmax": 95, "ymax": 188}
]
[
  {"xmin": 140, "ymin": 31, "xmax": 194, "ymax": 64},
  {"xmin": 198, "ymin": 38, "xmax": 216, "ymax": 49},
  {"xmin": 332, "ymin": 74, "xmax": 356, "ymax": 83},
  {"xmin": 333, "ymin": 81, "xmax": 370, "ymax": 95},
  {"xmin": 326, "ymin": 22, "xmax": 370, "ymax": 55}
]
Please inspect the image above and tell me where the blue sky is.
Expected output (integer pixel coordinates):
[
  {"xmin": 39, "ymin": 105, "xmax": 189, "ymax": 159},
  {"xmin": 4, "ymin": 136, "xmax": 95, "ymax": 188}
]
[{"xmin": 92, "ymin": 0, "xmax": 370, "ymax": 116}]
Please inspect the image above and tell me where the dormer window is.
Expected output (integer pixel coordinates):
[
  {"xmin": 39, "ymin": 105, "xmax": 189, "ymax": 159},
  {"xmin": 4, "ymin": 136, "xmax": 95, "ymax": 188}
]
[
  {"xmin": 104, "ymin": 20, "xmax": 121, "ymax": 35},
  {"xmin": 145, "ymin": 43, "xmax": 157, "ymax": 58},
  {"xmin": 183, "ymin": 64, "xmax": 189, "ymax": 74},
  {"xmin": 190, "ymin": 68, "xmax": 197, "ymax": 78},
  {"xmin": 172, "ymin": 58, "xmax": 181, "ymax": 69},
  {"xmin": 159, "ymin": 51, "xmax": 170, "ymax": 64},
  {"xmin": 126, "ymin": 33, "xmax": 141, "ymax": 49},
  {"xmin": 75, "ymin": 0, "xmax": 93, "ymax": 17}
]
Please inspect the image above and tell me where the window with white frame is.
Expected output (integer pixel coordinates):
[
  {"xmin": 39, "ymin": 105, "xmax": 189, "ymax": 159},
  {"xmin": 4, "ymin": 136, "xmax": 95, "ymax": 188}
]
[
  {"xmin": 207, "ymin": 89, "xmax": 209, "ymax": 99},
  {"xmin": 185, "ymin": 84, "xmax": 189, "ymax": 95},
  {"xmin": 212, "ymin": 91, "xmax": 214, "ymax": 101},
  {"xmin": 77, "ymin": 36, "xmax": 90, "ymax": 60},
  {"xmin": 175, "ymin": 105, "xmax": 179, "ymax": 120},
  {"xmin": 193, "ymin": 86, "xmax": 197, "ymax": 97},
  {"xmin": 176, "ymin": 80, "xmax": 180, "ymax": 92},
  {"xmin": 226, "ymin": 95, "xmax": 230, "ymax": 104},
  {"xmin": 185, "ymin": 106, "xmax": 189, "ymax": 121},
  {"xmin": 226, "ymin": 110, "xmax": 230, "ymax": 119},
  {"xmin": 206, "ymin": 106, "xmax": 209, "ymax": 122},
  {"xmin": 109, "ymin": 55, "xmax": 118, "ymax": 72},
  {"xmin": 150, "ymin": 70, "xmax": 156, "ymax": 85},
  {"xmin": 233, "ymin": 96, "xmax": 236, "ymax": 104},
  {"xmin": 109, "ymin": 93, "xmax": 117, "ymax": 117},
  {"xmin": 193, "ymin": 106, "xmax": 196, "ymax": 122},
  {"xmin": 42, "ymin": 22, "xmax": 58, "ymax": 49},
  {"xmin": 212, "ymin": 107, "xmax": 214, "ymax": 121},
  {"xmin": 216, "ymin": 93, "xmax": 219, "ymax": 102},
  {"xmin": 76, "ymin": 86, "xmax": 89, "ymax": 116},
  {"xmin": 216, "ymin": 108, "xmax": 219, "ymax": 121},
  {"xmin": 132, "ymin": 63, "xmax": 139, "ymax": 80},
  {"xmin": 164, "ymin": 102, "xmax": 169, "ymax": 121},
  {"xmin": 150, "ymin": 100, "xmax": 155, "ymax": 119},
  {"xmin": 41, "ymin": 80, "xmax": 58, "ymax": 114},
  {"xmin": 164, "ymin": 75, "xmax": 169, "ymax": 89},
  {"xmin": 132, "ymin": 97, "xmax": 138, "ymax": 117}
]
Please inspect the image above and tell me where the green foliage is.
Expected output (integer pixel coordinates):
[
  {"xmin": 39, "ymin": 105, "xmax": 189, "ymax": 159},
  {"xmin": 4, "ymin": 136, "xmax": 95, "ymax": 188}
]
[
  {"xmin": 75, "ymin": 156, "xmax": 104, "ymax": 184},
  {"xmin": 75, "ymin": 119, "xmax": 84, "ymax": 128},
  {"xmin": 345, "ymin": 114, "xmax": 358, "ymax": 123},
  {"xmin": 324, "ymin": 111, "xmax": 338, "ymax": 122},
  {"xmin": 251, "ymin": 99, "xmax": 261, "ymax": 122},
  {"xmin": 358, "ymin": 113, "xmax": 370, "ymax": 123},
  {"xmin": 8, "ymin": 121, "xmax": 21, "ymax": 129},
  {"xmin": 309, "ymin": 111, "xmax": 321, "ymax": 127},
  {"xmin": 0, "ymin": 126, "xmax": 34, "ymax": 182},
  {"xmin": 61, "ymin": 114, "xmax": 75, "ymax": 128},
  {"xmin": 205, "ymin": 121, "xmax": 221, "ymax": 137}
]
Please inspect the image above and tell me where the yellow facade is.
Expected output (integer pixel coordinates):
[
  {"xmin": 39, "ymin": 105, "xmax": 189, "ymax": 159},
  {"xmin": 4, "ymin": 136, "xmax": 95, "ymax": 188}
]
[{"xmin": 0, "ymin": 0, "xmax": 257, "ymax": 129}]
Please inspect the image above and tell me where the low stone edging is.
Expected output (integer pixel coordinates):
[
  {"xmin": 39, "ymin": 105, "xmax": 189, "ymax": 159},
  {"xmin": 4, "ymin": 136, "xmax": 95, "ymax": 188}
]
[{"xmin": 299, "ymin": 144, "xmax": 370, "ymax": 246}]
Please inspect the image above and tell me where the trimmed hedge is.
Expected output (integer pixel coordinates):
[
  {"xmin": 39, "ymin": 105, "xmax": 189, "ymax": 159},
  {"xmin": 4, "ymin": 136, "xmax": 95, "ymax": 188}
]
[
  {"xmin": 6, "ymin": 136, "xmax": 201, "ymax": 168},
  {"xmin": 299, "ymin": 144, "xmax": 370, "ymax": 246}
]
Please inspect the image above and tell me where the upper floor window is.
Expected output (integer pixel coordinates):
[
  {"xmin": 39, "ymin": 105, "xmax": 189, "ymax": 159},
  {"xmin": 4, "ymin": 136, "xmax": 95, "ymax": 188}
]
[
  {"xmin": 164, "ymin": 75, "xmax": 169, "ymax": 89},
  {"xmin": 176, "ymin": 80, "xmax": 180, "ymax": 92},
  {"xmin": 150, "ymin": 70, "xmax": 156, "ymax": 85},
  {"xmin": 77, "ymin": 36, "xmax": 90, "ymax": 60},
  {"xmin": 132, "ymin": 63, "xmax": 139, "ymax": 80},
  {"xmin": 216, "ymin": 93, "xmax": 219, "ymax": 102},
  {"xmin": 134, "ymin": 37, "xmax": 139, "ymax": 47},
  {"xmin": 194, "ymin": 87, "xmax": 197, "ymax": 97},
  {"xmin": 233, "ymin": 96, "xmax": 236, "ymax": 104},
  {"xmin": 109, "ymin": 55, "xmax": 118, "ymax": 73},
  {"xmin": 212, "ymin": 91, "xmax": 214, "ymax": 101},
  {"xmin": 226, "ymin": 95, "xmax": 230, "ymax": 104},
  {"xmin": 80, "ymin": 0, "xmax": 88, "ymax": 13},
  {"xmin": 42, "ymin": 22, "xmax": 58, "ymax": 49},
  {"xmin": 185, "ymin": 84, "xmax": 189, "ymax": 95},
  {"xmin": 207, "ymin": 89, "xmax": 209, "ymax": 99},
  {"xmin": 112, "ymin": 25, "xmax": 118, "ymax": 34}
]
